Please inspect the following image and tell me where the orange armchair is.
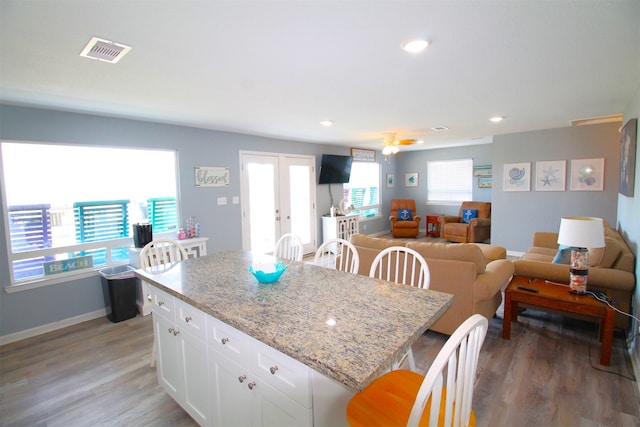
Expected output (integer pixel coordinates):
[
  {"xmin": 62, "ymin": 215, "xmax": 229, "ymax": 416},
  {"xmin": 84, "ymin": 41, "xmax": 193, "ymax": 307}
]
[
  {"xmin": 389, "ymin": 199, "xmax": 421, "ymax": 238},
  {"xmin": 439, "ymin": 201, "xmax": 491, "ymax": 243}
]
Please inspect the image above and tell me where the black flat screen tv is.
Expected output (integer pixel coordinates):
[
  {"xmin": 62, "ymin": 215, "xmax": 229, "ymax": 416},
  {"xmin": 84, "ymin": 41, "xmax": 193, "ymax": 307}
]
[{"xmin": 318, "ymin": 154, "xmax": 353, "ymax": 184}]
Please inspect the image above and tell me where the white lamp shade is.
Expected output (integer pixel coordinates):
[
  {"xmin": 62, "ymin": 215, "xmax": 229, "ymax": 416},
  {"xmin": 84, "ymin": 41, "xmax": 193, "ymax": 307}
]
[{"xmin": 557, "ymin": 217, "xmax": 605, "ymax": 248}]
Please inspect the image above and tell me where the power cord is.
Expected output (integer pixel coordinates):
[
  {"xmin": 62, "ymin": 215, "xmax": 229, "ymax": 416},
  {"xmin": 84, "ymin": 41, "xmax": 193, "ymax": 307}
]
[{"xmin": 584, "ymin": 290, "xmax": 639, "ymax": 381}]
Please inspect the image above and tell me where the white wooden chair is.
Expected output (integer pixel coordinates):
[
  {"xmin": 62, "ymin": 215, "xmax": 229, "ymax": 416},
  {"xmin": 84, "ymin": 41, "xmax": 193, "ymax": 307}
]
[
  {"xmin": 369, "ymin": 246, "xmax": 431, "ymax": 371},
  {"xmin": 273, "ymin": 233, "xmax": 304, "ymax": 262},
  {"xmin": 140, "ymin": 239, "xmax": 188, "ymax": 367},
  {"xmin": 346, "ymin": 314, "xmax": 489, "ymax": 427},
  {"xmin": 313, "ymin": 238, "xmax": 360, "ymax": 274},
  {"xmin": 139, "ymin": 238, "xmax": 189, "ymax": 268},
  {"xmin": 369, "ymin": 246, "xmax": 431, "ymax": 289}
]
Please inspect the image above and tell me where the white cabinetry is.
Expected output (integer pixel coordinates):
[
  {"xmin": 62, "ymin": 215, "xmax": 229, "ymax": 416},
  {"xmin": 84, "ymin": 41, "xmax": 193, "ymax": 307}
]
[
  {"xmin": 207, "ymin": 315, "xmax": 312, "ymax": 427},
  {"xmin": 322, "ymin": 215, "xmax": 359, "ymax": 244},
  {"xmin": 132, "ymin": 237, "xmax": 208, "ymax": 316},
  {"xmin": 149, "ymin": 284, "xmax": 351, "ymax": 427},
  {"xmin": 151, "ymin": 287, "xmax": 210, "ymax": 426}
]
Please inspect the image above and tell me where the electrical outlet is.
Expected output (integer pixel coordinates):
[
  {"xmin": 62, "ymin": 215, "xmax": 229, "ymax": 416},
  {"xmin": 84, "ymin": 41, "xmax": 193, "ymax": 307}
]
[{"xmin": 363, "ymin": 224, "xmax": 367, "ymax": 230}]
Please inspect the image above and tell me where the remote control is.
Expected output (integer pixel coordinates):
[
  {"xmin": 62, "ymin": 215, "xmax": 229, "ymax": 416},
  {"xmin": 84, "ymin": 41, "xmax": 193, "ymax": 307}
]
[{"xmin": 517, "ymin": 285, "xmax": 540, "ymax": 293}]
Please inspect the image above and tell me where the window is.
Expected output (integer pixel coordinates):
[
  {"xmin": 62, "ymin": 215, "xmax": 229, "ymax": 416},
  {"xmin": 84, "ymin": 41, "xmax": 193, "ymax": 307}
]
[
  {"xmin": 343, "ymin": 162, "xmax": 380, "ymax": 218},
  {"xmin": 427, "ymin": 159, "xmax": 473, "ymax": 204},
  {"xmin": 1, "ymin": 142, "xmax": 178, "ymax": 285}
]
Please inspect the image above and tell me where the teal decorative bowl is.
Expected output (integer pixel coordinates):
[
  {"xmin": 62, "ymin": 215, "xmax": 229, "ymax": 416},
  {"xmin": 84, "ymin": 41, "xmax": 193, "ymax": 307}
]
[{"xmin": 248, "ymin": 262, "xmax": 287, "ymax": 284}]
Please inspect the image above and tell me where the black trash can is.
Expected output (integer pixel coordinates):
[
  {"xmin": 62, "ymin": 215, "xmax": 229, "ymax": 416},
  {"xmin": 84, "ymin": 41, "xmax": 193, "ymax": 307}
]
[{"xmin": 100, "ymin": 265, "xmax": 138, "ymax": 323}]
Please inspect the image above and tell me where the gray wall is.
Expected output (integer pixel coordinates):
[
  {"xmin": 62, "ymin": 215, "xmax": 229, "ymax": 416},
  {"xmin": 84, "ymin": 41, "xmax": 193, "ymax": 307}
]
[
  {"xmin": 491, "ymin": 123, "xmax": 621, "ymax": 252},
  {"xmin": 0, "ymin": 105, "xmax": 371, "ymax": 337},
  {"xmin": 618, "ymin": 85, "xmax": 640, "ymax": 368},
  {"xmin": 395, "ymin": 144, "xmax": 493, "ymax": 218},
  {"xmin": 0, "ymin": 105, "xmax": 627, "ymax": 339}
]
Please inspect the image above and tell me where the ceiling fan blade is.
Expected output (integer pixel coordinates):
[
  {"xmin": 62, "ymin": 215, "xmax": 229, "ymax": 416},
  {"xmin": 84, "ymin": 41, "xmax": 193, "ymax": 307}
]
[{"xmin": 396, "ymin": 139, "xmax": 417, "ymax": 146}]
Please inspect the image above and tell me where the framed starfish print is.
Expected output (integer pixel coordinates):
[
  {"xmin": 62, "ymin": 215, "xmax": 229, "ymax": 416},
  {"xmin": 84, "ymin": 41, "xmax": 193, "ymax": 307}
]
[{"xmin": 535, "ymin": 160, "xmax": 566, "ymax": 191}]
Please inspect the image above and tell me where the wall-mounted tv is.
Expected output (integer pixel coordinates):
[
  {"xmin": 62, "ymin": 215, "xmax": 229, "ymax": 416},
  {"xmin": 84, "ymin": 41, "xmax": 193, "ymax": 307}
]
[{"xmin": 318, "ymin": 154, "xmax": 353, "ymax": 184}]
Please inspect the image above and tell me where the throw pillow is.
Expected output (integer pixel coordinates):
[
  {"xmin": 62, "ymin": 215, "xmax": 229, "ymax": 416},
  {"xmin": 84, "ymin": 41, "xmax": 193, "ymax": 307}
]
[
  {"xmin": 397, "ymin": 209, "xmax": 413, "ymax": 221},
  {"xmin": 552, "ymin": 245, "xmax": 571, "ymax": 264},
  {"xmin": 462, "ymin": 209, "xmax": 478, "ymax": 224}
]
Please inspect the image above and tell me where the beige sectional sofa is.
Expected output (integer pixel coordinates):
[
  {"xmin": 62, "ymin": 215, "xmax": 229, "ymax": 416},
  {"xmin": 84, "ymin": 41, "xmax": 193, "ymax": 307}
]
[
  {"xmin": 513, "ymin": 222, "xmax": 635, "ymax": 330},
  {"xmin": 349, "ymin": 234, "xmax": 515, "ymax": 335}
]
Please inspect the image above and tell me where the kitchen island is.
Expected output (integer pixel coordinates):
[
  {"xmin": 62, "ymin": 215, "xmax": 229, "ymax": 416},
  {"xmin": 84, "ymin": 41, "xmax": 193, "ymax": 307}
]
[{"xmin": 136, "ymin": 249, "xmax": 453, "ymax": 426}]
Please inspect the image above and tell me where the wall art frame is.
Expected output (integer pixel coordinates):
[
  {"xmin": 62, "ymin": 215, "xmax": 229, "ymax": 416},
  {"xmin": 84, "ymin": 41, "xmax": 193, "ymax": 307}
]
[
  {"xmin": 386, "ymin": 173, "xmax": 395, "ymax": 188},
  {"xmin": 405, "ymin": 172, "xmax": 419, "ymax": 187},
  {"xmin": 619, "ymin": 118, "xmax": 637, "ymax": 197},
  {"xmin": 478, "ymin": 176, "xmax": 492, "ymax": 188},
  {"xmin": 570, "ymin": 158, "xmax": 604, "ymax": 191},
  {"xmin": 503, "ymin": 162, "xmax": 530, "ymax": 191},
  {"xmin": 194, "ymin": 166, "xmax": 230, "ymax": 187},
  {"xmin": 535, "ymin": 160, "xmax": 566, "ymax": 191},
  {"xmin": 351, "ymin": 148, "xmax": 376, "ymax": 162},
  {"xmin": 473, "ymin": 165, "xmax": 492, "ymax": 176}
]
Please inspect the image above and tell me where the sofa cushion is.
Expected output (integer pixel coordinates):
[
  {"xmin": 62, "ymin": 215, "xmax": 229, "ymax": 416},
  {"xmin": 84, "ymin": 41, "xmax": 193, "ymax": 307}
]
[
  {"xmin": 350, "ymin": 234, "xmax": 406, "ymax": 251},
  {"xmin": 592, "ymin": 237, "xmax": 621, "ymax": 269},
  {"xmin": 406, "ymin": 241, "xmax": 486, "ymax": 274}
]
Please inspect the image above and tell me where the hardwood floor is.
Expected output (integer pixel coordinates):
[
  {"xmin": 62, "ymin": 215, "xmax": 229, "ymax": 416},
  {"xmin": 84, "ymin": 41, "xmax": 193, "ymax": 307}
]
[{"xmin": 1, "ymin": 308, "xmax": 639, "ymax": 426}]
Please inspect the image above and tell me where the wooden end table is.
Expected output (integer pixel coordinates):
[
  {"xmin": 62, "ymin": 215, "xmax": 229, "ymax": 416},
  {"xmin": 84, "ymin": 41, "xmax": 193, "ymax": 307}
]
[
  {"xmin": 503, "ymin": 275, "xmax": 615, "ymax": 366},
  {"xmin": 426, "ymin": 215, "xmax": 441, "ymax": 238}
]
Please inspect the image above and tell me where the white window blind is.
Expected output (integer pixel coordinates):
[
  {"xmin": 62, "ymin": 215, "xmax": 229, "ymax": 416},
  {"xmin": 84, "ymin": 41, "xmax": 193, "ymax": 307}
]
[{"xmin": 427, "ymin": 159, "xmax": 473, "ymax": 204}]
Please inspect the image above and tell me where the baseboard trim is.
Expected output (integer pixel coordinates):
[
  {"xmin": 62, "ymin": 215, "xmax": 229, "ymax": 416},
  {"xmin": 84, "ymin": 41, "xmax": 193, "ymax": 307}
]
[
  {"xmin": 507, "ymin": 250, "xmax": 525, "ymax": 259},
  {"xmin": 0, "ymin": 308, "xmax": 108, "ymax": 347}
]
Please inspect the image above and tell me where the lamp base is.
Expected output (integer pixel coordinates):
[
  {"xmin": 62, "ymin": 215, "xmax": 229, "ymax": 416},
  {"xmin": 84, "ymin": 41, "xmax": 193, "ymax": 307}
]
[{"xmin": 569, "ymin": 247, "xmax": 589, "ymax": 294}]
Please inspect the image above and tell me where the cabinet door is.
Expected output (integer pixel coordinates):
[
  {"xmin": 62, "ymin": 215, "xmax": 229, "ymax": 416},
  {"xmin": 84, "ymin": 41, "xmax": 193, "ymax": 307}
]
[
  {"xmin": 180, "ymin": 331, "xmax": 210, "ymax": 426},
  {"xmin": 255, "ymin": 380, "xmax": 312, "ymax": 427},
  {"xmin": 209, "ymin": 349, "xmax": 253, "ymax": 427},
  {"xmin": 154, "ymin": 314, "xmax": 181, "ymax": 400}
]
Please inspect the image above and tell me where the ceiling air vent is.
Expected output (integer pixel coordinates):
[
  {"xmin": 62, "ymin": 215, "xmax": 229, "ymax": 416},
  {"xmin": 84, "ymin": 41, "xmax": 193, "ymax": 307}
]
[
  {"xmin": 80, "ymin": 36, "xmax": 132, "ymax": 63},
  {"xmin": 571, "ymin": 114, "xmax": 622, "ymax": 127}
]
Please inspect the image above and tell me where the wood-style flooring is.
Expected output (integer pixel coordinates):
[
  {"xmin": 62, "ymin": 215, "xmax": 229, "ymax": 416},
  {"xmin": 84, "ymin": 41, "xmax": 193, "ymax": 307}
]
[{"xmin": 1, "ymin": 306, "xmax": 639, "ymax": 426}]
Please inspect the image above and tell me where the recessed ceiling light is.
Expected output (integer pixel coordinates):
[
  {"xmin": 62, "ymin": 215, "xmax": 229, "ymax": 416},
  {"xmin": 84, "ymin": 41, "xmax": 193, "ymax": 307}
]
[
  {"xmin": 320, "ymin": 120, "xmax": 334, "ymax": 127},
  {"xmin": 489, "ymin": 116, "xmax": 504, "ymax": 123},
  {"xmin": 431, "ymin": 126, "xmax": 449, "ymax": 132},
  {"xmin": 401, "ymin": 39, "xmax": 429, "ymax": 53},
  {"xmin": 416, "ymin": 140, "xmax": 425, "ymax": 144}
]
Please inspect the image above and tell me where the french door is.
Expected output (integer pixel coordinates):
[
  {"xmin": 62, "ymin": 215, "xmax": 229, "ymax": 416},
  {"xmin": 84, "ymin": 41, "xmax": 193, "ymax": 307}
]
[{"xmin": 240, "ymin": 152, "xmax": 316, "ymax": 256}]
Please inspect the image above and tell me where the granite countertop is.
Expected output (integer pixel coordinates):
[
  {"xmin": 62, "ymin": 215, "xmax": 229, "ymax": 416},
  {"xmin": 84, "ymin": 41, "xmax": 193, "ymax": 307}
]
[{"xmin": 135, "ymin": 249, "xmax": 453, "ymax": 392}]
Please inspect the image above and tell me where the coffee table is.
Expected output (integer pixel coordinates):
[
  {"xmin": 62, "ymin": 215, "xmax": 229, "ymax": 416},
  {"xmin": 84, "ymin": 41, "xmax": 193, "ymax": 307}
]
[{"xmin": 503, "ymin": 275, "xmax": 615, "ymax": 366}]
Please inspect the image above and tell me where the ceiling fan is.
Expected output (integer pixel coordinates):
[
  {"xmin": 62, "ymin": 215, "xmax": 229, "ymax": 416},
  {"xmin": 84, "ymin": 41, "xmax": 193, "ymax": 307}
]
[{"xmin": 380, "ymin": 133, "xmax": 420, "ymax": 155}]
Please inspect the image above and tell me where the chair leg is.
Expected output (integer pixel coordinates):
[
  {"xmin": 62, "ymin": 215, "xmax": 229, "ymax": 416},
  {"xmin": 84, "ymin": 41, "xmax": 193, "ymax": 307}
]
[{"xmin": 391, "ymin": 347, "xmax": 417, "ymax": 372}]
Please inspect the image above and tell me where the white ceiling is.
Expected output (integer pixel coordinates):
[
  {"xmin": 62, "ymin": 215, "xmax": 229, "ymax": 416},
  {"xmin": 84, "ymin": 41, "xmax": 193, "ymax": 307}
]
[{"xmin": 1, "ymin": 0, "xmax": 639, "ymax": 151}]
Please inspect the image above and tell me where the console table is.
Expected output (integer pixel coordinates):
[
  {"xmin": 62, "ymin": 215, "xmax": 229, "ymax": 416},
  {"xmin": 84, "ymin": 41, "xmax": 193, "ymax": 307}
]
[{"xmin": 322, "ymin": 214, "xmax": 359, "ymax": 248}]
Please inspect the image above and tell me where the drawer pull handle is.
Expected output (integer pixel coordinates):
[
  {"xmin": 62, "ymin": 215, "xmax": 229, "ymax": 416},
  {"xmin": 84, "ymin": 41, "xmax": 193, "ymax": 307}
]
[
  {"xmin": 185, "ymin": 316, "xmax": 192, "ymax": 323},
  {"xmin": 221, "ymin": 338, "xmax": 229, "ymax": 345},
  {"xmin": 270, "ymin": 366, "xmax": 278, "ymax": 375},
  {"xmin": 173, "ymin": 329, "xmax": 180, "ymax": 336},
  {"xmin": 238, "ymin": 375, "xmax": 246, "ymax": 383},
  {"xmin": 168, "ymin": 327, "xmax": 174, "ymax": 334},
  {"xmin": 158, "ymin": 301, "xmax": 164, "ymax": 306},
  {"xmin": 147, "ymin": 294, "xmax": 152, "ymax": 302},
  {"xmin": 248, "ymin": 381, "xmax": 256, "ymax": 390}
]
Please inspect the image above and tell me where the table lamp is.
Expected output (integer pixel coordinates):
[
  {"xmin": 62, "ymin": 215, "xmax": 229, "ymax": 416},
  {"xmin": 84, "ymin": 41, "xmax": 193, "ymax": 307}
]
[{"xmin": 557, "ymin": 216, "xmax": 605, "ymax": 294}]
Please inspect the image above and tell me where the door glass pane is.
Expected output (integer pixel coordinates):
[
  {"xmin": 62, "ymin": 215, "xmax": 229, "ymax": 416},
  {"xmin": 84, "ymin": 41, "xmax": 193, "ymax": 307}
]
[
  {"xmin": 247, "ymin": 163, "xmax": 276, "ymax": 254},
  {"xmin": 289, "ymin": 165, "xmax": 311, "ymax": 244}
]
